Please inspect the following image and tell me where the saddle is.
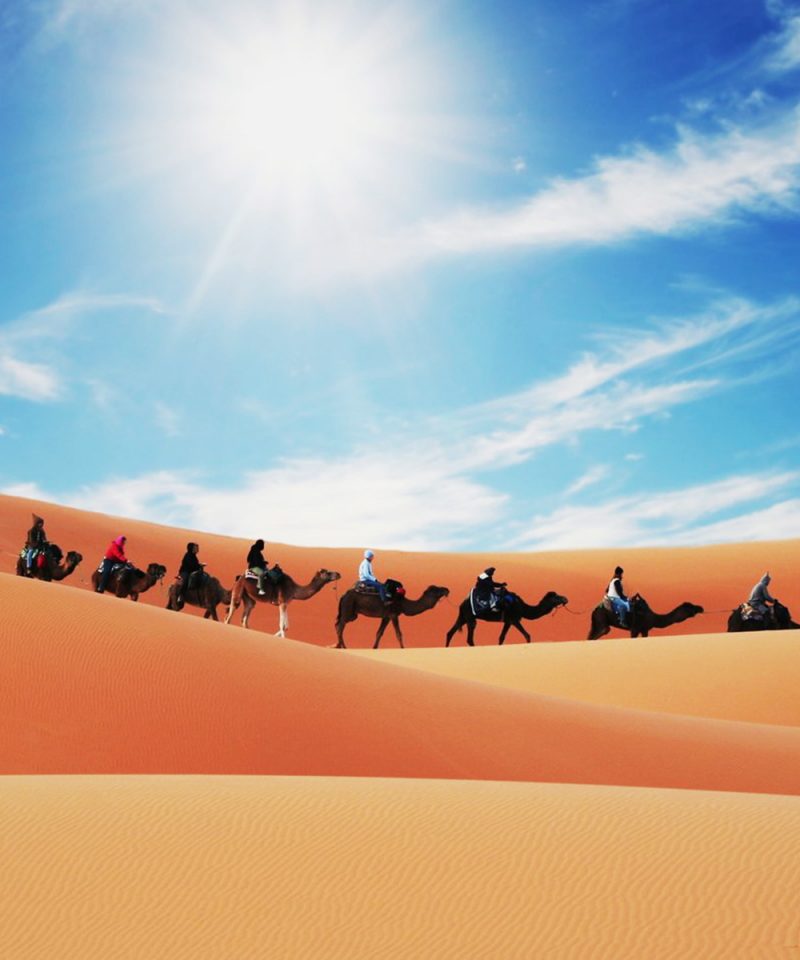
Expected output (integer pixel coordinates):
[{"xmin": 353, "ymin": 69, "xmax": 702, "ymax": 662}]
[
  {"xmin": 96, "ymin": 561, "xmax": 134, "ymax": 578},
  {"xmin": 244, "ymin": 564, "xmax": 284, "ymax": 584},
  {"xmin": 354, "ymin": 578, "xmax": 405, "ymax": 601},
  {"xmin": 740, "ymin": 602, "xmax": 768, "ymax": 622},
  {"xmin": 182, "ymin": 570, "xmax": 209, "ymax": 591},
  {"xmin": 470, "ymin": 587, "xmax": 513, "ymax": 618}
]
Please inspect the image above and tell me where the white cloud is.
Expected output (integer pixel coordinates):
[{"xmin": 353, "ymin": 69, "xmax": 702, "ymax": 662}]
[
  {"xmin": 11, "ymin": 457, "xmax": 508, "ymax": 552},
  {"xmin": 514, "ymin": 472, "xmax": 800, "ymax": 549},
  {"xmin": 564, "ymin": 465, "xmax": 610, "ymax": 497},
  {"xmin": 766, "ymin": 11, "xmax": 800, "ymax": 72},
  {"xmin": 423, "ymin": 113, "xmax": 800, "ymax": 254},
  {"xmin": 0, "ymin": 290, "xmax": 167, "ymax": 404},
  {"xmin": 8, "ymin": 293, "xmax": 799, "ymax": 550},
  {"xmin": 333, "ymin": 108, "xmax": 800, "ymax": 277},
  {"xmin": 0, "ymin": 355, "xmax": 61, "ymax": 402}
]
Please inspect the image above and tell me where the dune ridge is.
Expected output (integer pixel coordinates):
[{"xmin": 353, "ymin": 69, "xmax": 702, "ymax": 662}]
[
  {"xmin": 3, "ymin": 492, "xmax": 798, "ymax": 646},
  {"xmin": 4, "ymin": 572, "xmax": 800, "ymax": 795}
]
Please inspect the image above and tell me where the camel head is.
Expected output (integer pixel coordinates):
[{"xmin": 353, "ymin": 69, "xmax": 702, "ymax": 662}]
[
  {"xmin": 65, "ymin": 551, "xmax": 83, "ymax": 566},
  {"xmin": 679, "ymin": 602, "xmax": 704, "ymax": 618},
  {"xmin": 147, "ymin": 563, "xmax": 167, "ymax": 582},
  {"xmin": 544, "ymin": 591, "xmax": 568, "ymax": 607},
  {"xmin": 315, "ymin": 569, "xmax": 342, "ymax": 583},
  {"xmin": 424, "ymin": 585, "xmax": 450, "ymax": 601}
]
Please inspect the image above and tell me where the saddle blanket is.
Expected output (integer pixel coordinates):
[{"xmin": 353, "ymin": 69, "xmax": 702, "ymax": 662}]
[{"xmin": 470, "ymin": 589, "xmax": 500, "ymax": 617}]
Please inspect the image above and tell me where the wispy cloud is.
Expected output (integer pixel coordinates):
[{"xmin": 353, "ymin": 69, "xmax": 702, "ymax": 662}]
[
  {"xmin": 0, "ymin": 290, "xmax": 167, "ymax": 404},
  {"xmin": 9, "ymin": 292, "xmax": 799, "ymax": 549},
  {"xmin": 327, "ymin": 106, "xmax": 800, "ymax": 279},
  {"xmin": 0, "ymin": 356, "xmax": 61, "ymax": 402},
  {"xmin": 9, "ymin": 458, "xmax": 508, "ymax": 552},
  {"xmin": 414, "ymin": 111, "xmax": 800, "ymax": 258},
  {"xmin": 564, "ymin": 465, "xmax": 610, "ymax": 497},
  {"xmin": 765, "ymin": 4, "xmax": 800, "ymax": 73},
  {"xmin": 513, "ymin": 472, "xmax": 800, "ymax": 549}
]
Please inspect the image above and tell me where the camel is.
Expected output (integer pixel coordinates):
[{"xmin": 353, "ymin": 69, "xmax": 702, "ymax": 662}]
[
  {"xmin": 445, "ymin": 590, "xmax": 568, "ymax": 646},
  {"xmin": 225, "ymin": 568, "xmax": 342, "ymax": 635},
  {"xmin": 165, "ymin": 574, "xmax": 232, "ymax": 621},
  {"xmin": 334, "ymin": 584, "xmax": 450, "ymax": 649},
  {"xmin": 16, "ymin": 543, "xmax": 83, "ymax": 582},
  {"xmin": 727, "ymin": 600, "xmax": 800, "ymax": 632},
  {"xmin": 587, "ymin": 593, "xmax": 704, "ymax": 640},
  {"xmin": 90, "ymin": 562, "xmax": 167, "ymax": 600}
]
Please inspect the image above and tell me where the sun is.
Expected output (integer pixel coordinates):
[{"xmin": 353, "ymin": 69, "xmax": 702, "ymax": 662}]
[
  {"xmin": 114, "ymin": 2, "xmax": 458, "ymax": 295},
  {"xmin": 147, "ymin": 5, "xmax": 413, "ymax": 206}
]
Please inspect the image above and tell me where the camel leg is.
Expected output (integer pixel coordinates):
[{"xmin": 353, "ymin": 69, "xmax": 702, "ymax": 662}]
[
  {"xmin": 334, "ymin": 618, "xmax": 347, "ymax": 649},
  {"xmin": 224, "ymin": 600, "xmax": 237, "ymax": 624},
  {"xmin": 466, "ymin": 620, "xmax": 476, "ymax": 646},
  {"xmin": 276, "ymin": 602, "xmax": 288, "ymax": 638},
  {"xmin": 373, "ymin": 618, "xmax": 390, "ymax": 649},
  {"xmin": 514, "ymin": 621, "xmax": 531, "ymax": 643},
  {"xmin": 391, "ymin": 616, "xmax": 404, "ymax": 649},
  {"xmin": 445, "ymin": 612, "xmax": 466, "ymax": 647},
  {"xmin": 241, "ymin": 592, "xmax": 255, "ymax": 629}
]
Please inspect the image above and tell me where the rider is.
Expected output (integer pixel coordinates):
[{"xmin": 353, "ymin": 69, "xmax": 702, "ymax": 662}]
[
  {"xmin": 747, "ymin": 572, "xmax": 776, "ymax": 619},
  {"xmin": 605, "ymin": 566, "xmax": 630, "ymax": 627},
  {"xmin": 96, "ymin": 535, "xmax": 129, "ymax": 594},
  {"xmin": 247, "ymin": 539, "xmax": 269, "ymax": 596},
  {"xmin": 176, "ymin": 541, "xmax": 203, "ymax": 608},
  {"xmin": 474, "ymin": 567, "xmax": 507, "ymax": 608},
  {"xmin": 359, "ymin": 549, "xmax": 387, "ymax": 602},
  {"xmin": 24, "ymin": 514, "xmax": 48, "ymax": 572}
]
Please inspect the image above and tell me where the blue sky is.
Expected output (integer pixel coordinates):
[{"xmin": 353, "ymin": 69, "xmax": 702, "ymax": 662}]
[{"xmin": 1, "ymin": 0, "xmax": 800, "ymax": 550}]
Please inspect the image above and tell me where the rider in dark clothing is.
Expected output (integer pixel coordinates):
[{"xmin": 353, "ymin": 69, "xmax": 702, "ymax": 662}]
[
  {"xmin": 474, "ymin": 567, "xmax": 507, "ymax": 607},
  {"xmin": 176, "ymin": 542, "xmax": 203, "ymax": 608},
  {"xmin": 25, "ymin": 514, "xmax": 48, "ymax": 571},
  {"xmin": 247, "ymin": 539, "xmax": 269, "ymax": 596}
]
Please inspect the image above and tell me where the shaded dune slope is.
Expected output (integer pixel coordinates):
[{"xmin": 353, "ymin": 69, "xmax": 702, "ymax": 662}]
[{"xmin": 4, "ymin": 573, "xmax": 800, "ymax": 795}]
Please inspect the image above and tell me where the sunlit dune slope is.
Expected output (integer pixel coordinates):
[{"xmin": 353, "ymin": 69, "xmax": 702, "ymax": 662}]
[
  {"xmin": 355, "ymin": 631, "xmax": 800, "ymax": 726},
  {"xmin": 4, "ymin": 573, "xmax": 800, "ymax": 793},
  {"xmin": 2, "ymin": 492, "xmax": 799, "ymax": 646},
  {"xmin": 3, "ymin": 776, "xmax": 800, "ymax": 960}
]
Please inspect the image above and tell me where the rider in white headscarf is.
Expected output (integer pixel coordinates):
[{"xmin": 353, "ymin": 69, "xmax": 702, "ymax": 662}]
[{"xmin": 748, "ymin": 572, "xmax": 775, "ymax": 617}]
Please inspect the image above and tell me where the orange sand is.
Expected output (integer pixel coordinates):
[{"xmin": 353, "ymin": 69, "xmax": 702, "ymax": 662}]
[
  {"xmin": 355, "ymin": 631, "xmax": 800, "ymax": 726},
  {"xmin": 4, "ymin": 493, "xmax": 800, "ymax": 958}
]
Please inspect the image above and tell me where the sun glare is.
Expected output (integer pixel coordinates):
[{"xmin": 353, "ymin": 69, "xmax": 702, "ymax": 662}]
[
  {"xmin": 204, "ymin": 32, "xmax": 377, "ymax": 188},
  {"xmin": 120, "ymin": 2, "xmax": 456, "ymax": 295},
  {"xmin": 150, "ymin": 6, "xmax": 417, "ymax": 211}
]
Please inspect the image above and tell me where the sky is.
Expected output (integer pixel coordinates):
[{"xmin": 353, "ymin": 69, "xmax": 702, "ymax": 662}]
[{"xmin": 1, "ymin": 0, "xmax": 800, "ymax": 552}]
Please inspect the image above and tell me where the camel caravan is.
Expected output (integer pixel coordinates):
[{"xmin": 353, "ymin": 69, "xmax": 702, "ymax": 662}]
[{"xmin": 13, "ymin": 514, "xmax": 798, "ymax": 643}]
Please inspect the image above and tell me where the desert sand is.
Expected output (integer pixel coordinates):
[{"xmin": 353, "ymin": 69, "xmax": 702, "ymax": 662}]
[{"xmin": 3, "ymin": 492, "xmax": 800, "ymax": 957}]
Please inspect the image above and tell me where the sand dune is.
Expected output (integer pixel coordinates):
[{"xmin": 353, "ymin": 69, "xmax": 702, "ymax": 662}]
[
  {"xmin": 2, "ymin": 492, "xmax": 798, "ymax": 646},
  {"xmin": 3, "ymin": 776, "xmax": 800, "ymax": 959},
  {"xmin": 4, "ymin": 571, "xmax": 800, "ymax": 794},
  {"xmin": 355, "ymin": 631, "xmax": 800, "ymax": 726},
  {"xmin": 5, "ymin": 493, "xmax": 800, "ymax": 958}
]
